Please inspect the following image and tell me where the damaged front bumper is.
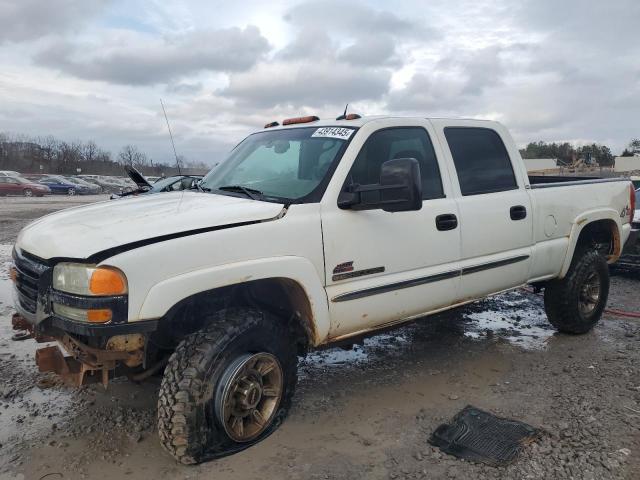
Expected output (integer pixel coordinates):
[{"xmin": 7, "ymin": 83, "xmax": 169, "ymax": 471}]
[
  {"xmin": 13, "ymin": 312, "xmax": 152, "ymax": 387},
  {"xmin": 11, "ymin": 247, "xmax": 159, "ymax": 386}
]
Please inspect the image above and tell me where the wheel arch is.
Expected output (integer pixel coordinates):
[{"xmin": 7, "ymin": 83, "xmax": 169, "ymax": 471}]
[
  {"xmin": 138, "ymin": 257, "xmax": 329, "ymax": 348},
  {"xmin": 560, "ymin": 211, "xmax": 622, "ymax": 278}
]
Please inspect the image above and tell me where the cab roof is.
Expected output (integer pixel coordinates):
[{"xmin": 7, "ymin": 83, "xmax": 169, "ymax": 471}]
[{"xmin": 264, "ymin": 115, "xmax": 499, "ymax": 131}]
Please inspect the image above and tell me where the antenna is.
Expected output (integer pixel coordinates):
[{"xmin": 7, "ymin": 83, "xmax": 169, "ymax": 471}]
[
  {"xmin": 336, "ymin": 103, "xmax": 349, "ymax": 121},
  {"xmin": 160, "ymin": 98, "xmax": 181, "ymax": 175}
]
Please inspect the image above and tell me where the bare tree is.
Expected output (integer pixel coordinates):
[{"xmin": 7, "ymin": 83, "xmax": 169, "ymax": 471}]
[
  {"xmin": 40, "ymin": 136, "xmax": 58, "ymax": 163},
  {"xmin": 96, "ymin": 148, "xmax": 111, "ymax": 162},
  {"xmin": 81, "ymin": 140, "xmax": 99, "ymax": 162},
  {"xmin": 118, "ymin": 144, "xmax": 146, "ymax": 166}
]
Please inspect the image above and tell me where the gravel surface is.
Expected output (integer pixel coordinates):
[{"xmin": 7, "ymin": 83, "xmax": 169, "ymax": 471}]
[{"xmin": 0, "ymin": 197, "xmax": 638, "ymax": 479}]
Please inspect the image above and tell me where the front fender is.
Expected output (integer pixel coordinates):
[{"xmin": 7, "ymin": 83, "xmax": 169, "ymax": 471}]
[
  {"xmin": 560, "ymin": 208, "xmax": 623, "ymax": 278},
  {"xmin": 137, "ymin": 256, "xmax": 330, "ymax": 344}
]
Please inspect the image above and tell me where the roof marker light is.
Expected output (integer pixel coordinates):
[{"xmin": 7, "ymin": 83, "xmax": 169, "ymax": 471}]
[
  {"xmin": 336, "ymin": 113, "xmax": 362, "ymax": 120},
  {"xmin": 282, "ymin": 116, "xmax": 319, "ymax": 126},
  {"xmin": 264, "ymin": 121, "xmax": 279, "ymax": 128}
]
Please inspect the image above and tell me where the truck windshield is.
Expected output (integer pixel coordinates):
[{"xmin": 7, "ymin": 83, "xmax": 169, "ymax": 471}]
[{"xmin": 200, "ymin": 126, "xmax": 354, "ymax": 203}]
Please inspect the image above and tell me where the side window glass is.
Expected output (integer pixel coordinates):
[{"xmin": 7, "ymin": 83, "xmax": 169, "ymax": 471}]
[
  {"xmin": 444, "ymin": 127, "xmax": 517, "ymax": 195},
  {"xmin": 347, "ymin": 127, "xmax": 444, "ymax": 200}
]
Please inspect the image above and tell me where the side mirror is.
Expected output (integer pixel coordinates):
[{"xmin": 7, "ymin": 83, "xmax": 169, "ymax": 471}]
[{"xmin": 338, "ymin": 158, "xmax": 422, "ymax": 212}]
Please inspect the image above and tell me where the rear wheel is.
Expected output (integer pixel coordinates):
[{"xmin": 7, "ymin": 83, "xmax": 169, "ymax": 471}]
[
  {"xmin": 544, "ymin": 249, "xmax": 609, "ymax": 333},
  {"xmin": 23, "ymin": 188, "xmax": 33, "ymax": 197},
  {"xmin": 157, "ymin": 308, "xmax": 297, "ymax": 464}
]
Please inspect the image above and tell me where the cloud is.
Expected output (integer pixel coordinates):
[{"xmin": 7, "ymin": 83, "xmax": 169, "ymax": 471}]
[
  {"xmin": 284, "ymin": 0, "xmax": 430, "ymax": 39},
  {"xmin": 387, "ymin": 45, "xmax": 511, "ymax": 112},
  {"xmin": 0, "ymin": 0, "xmax": 110, "ymax": 44},
  {"xmin": 222, "ymin": 61, "xmax": 391, "ymax": 108},
  {"xmin": 34, "ymin": 26, "xmax": 270, "ymax": 85},
  {"xmin": 338, "ymin": 35, "xmax": 400, "ymax": 67},
  {"xmin": 1, "ymin": 0, "xmax": 639, "ymax": 166},
  {"xmin": 222, "ymin": 1, "xmax": 430, "ymax": 109}
]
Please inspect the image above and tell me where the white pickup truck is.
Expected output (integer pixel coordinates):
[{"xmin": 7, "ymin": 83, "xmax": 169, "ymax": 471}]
[{"xmin": 10, "ymin": 115, "xmax": 636, "ymax": 463}]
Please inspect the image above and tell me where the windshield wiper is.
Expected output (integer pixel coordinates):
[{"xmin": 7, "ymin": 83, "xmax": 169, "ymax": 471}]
[{"xmin": 217, "ymin": 185, "xmax": 264, "ymax": 200}]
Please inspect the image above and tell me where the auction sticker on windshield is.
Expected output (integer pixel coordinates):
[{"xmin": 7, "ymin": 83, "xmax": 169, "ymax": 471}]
[{"xmin": 311, "ymin": 127, "xmax": 355, "ymax": 140}]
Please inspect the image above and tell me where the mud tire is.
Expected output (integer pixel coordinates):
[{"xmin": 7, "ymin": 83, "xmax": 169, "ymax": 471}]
[
  {"xmin": 544, "ymin": 249, "xmax": 609, "ymax": 334},
  {"xmin": 157, "ymin": 308, "xmax": 298, "ymax": 464}
]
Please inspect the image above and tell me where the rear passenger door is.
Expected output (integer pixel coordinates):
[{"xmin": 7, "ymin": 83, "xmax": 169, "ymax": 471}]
[
  {"xmin": 433, "ymin": 122, "xmax": 533, "ymax": 300},
  {"xmin": 322, "ymin": 121, "xmax": 461, "ymax": 339}
]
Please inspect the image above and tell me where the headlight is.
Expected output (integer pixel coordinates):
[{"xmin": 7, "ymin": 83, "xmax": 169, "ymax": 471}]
[{"xmin": 52, "ymin": 263, "xmax": 127, "ymax": 296}]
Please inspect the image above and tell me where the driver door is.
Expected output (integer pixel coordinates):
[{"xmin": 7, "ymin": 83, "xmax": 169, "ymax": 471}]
[{"xmin": 321, "ymin": 122, "xmax": 462, "ymax": 339}]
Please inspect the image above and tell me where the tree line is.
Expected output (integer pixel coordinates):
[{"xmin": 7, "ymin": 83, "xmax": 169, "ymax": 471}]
[
  {"xmin": 0, "ymin": 132, "xmax": 209, "ymax": 177},
  {"xmin": 519, "ymin": 139, "xmax": 640, "ymax": 166}
]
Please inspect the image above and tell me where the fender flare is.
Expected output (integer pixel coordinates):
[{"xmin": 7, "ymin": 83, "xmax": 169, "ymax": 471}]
[
  {"xmin": 559, "ymin": 208, "xmax": 622, "ymax": 278},
  {"xmin": 137, "ymin": 256, "xmax": 330, "ymax": 344}
]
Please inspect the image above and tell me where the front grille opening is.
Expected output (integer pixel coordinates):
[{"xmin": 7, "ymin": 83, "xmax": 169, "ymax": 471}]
[{"xmin": 13, "ymin": 251, "xmax": 48, "ymax": 314}]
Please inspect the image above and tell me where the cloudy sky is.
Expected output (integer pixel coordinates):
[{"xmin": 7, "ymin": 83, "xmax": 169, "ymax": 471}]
[{"xmin": 1, "ymin": 0, "xmax": 638, "ymax": 165}]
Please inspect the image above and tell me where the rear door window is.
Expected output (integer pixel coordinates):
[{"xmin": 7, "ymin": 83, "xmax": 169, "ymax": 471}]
[{"xmin": 444, "ymin": 127, "xmax": 517, "ymax": 196}]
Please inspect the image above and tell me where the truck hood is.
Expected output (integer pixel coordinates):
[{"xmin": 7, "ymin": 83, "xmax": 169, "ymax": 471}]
[{"xmin": 16, "ymin": 191, "xmax": 285, "ymax": 260}]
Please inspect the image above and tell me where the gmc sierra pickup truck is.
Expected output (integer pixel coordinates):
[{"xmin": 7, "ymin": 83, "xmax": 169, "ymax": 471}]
[{"xmin": 9, "ymin": 115, "xmax": 636, "ymax": 464}]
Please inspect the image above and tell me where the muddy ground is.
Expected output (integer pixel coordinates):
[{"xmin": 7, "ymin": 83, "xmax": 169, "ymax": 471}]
[{"xmin": 0, "ymin": 196, "xmax": 639, "ymax": 480}]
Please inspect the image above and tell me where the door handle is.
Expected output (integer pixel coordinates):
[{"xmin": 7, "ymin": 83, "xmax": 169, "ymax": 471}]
[
  {"xmin": 510, "ymin": 205, "xmax": 527, "ymax": 220},
  {"xmin": 436, "ymin": 213, "xmax": 458, "ymax": 231}
]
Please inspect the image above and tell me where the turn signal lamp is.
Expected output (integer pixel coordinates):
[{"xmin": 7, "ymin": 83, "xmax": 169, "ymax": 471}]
[
  {"xmin": 52, "ymin": 303, "xmax": 112, "ymax": 323},
  {"xmin": 89, "ymin": 268, "xmax": 127, "ymax": 296}
]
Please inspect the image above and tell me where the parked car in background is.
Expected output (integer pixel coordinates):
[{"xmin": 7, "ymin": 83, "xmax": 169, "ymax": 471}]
[
  {"xmin": 78, "ymin": 175, "xmax": 124, "ymax": 194},
  {"xmin": 0, "ymin": 170, "xmax": 21, "ymax": 177},
  {"xmin": 0, "ymin": 176, "xmax": 50, "ymax": 196},
  {"xmin": 23, "ymin": 174, "xmax": 83, "ymax": 195},
  {"xmin": 111, "ymin": 166, "xmax": 202, "ymax": 198},
  {"xmin": 63, "ymin": 176, "xmax": 102, "ymax": 195},
  {"xmin": 146, "ymin": 176, "xmax": 161, "ymax": 183},
  {"xmin": 111, "ymin": 176, "xmax": 137, "ymax": 193}
]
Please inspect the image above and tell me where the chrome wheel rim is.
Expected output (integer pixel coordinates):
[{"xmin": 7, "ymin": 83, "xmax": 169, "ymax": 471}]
[
  {"xmin": 216, "ymin": 352, "xmax": 283, "ymax": 442},
  {"xmin": 24, "ymin": 189, "xmax": 32, "ymax": 197},
  {"xmin": 578, "ymin": 271, "xmax": 601, "ymax": 316}
]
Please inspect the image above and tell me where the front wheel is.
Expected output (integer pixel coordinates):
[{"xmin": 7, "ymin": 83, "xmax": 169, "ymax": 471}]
[
  {"xmin": 157, "ymin": 308, "xmax": 298, "ymax": 464},
  {"xmin": 67, "ymin": 188, "xmax": 76, "ymax": 195},
  {"xmin": 544, "ymin": 249, "xmax": 609, "ymax": 334},
  {"xmin": 23, "ymin": 188, "xmax": 33, "ymax": 197}
]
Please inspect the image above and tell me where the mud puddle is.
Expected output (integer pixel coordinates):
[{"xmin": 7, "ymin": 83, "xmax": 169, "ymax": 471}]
[
  {"xmin": 461, "ymin": 291, "xmax": 555, "ymax": 350},
  {"xmin": 302, "ymin": 290, "xmax": 554, "ymax": 378}
]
